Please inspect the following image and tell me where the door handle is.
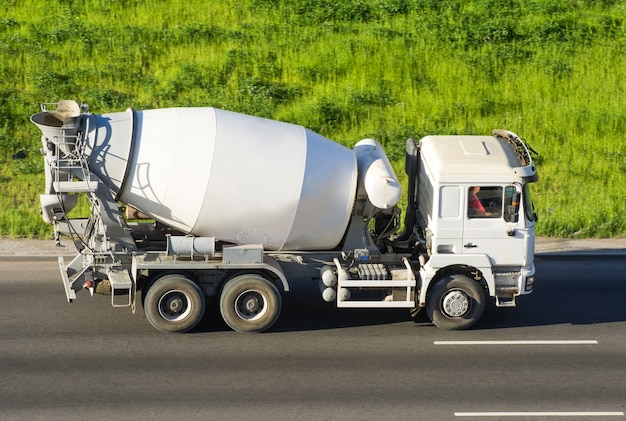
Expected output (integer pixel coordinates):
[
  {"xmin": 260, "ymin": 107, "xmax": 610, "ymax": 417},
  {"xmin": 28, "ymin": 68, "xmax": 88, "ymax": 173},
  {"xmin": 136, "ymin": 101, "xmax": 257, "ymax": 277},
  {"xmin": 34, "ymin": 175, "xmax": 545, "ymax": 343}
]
[{"xmin": 464, "ymin": 242, "xmax": 478, "ymax": 248}]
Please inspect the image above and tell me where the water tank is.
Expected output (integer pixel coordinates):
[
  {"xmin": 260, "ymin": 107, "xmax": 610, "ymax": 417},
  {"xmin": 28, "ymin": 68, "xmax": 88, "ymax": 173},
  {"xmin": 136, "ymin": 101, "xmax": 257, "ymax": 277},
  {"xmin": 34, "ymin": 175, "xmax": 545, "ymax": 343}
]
[{"xmin": 354, "ymin": 138, "xmax": 401, "ymax": 209}]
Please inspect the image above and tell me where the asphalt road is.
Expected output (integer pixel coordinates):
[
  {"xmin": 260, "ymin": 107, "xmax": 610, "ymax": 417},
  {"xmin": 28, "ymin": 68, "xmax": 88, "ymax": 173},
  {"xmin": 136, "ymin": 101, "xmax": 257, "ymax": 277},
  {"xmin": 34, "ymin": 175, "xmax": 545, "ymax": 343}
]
[{"xmin": 1, "ymin": 255, "xmax": 626, "ymax": 420}]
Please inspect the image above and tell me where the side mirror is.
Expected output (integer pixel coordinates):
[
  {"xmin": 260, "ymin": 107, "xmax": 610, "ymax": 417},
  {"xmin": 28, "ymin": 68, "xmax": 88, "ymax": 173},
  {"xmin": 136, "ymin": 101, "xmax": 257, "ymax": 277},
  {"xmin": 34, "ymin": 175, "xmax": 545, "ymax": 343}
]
[{"xmin": 504, "ymin": 189, "xmax": 521, "ymax": 223}]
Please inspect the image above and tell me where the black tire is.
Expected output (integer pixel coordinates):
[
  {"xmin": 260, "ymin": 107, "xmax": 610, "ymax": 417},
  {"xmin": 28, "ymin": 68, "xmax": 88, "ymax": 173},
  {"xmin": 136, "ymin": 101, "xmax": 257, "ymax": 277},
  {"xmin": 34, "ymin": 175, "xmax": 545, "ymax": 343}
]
[
  {"xmin": 219, "ymin": 274, "xmax": 281, "ymax": 333},
  {"xmin": 426, "ymin": 274, "xmax": 485, "ymax": 330},
  {"xmin": 143, "ymin": 274, "xmax": 206, "ymax": 333}
]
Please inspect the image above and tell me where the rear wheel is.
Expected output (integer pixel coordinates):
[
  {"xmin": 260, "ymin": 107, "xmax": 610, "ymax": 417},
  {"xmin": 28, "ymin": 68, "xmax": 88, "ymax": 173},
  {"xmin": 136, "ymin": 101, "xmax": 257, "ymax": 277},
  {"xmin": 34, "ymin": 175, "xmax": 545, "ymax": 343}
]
[
  {"xmin": 143, "ymin": 274, "xmax": 206, "ymax": 333},
  {"xmin": 220, "ymin": 274, "xmax": 281, "ymax": 333},
  {"xmin": 426, "ymin": 274, "xmax": 485, "ymax": 330}
]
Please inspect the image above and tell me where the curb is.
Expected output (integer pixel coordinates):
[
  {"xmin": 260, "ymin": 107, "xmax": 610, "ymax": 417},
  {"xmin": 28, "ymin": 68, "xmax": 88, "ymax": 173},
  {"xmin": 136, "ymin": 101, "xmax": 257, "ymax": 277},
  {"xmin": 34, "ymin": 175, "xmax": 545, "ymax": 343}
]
[
  {"xmin": 0, "ymin": 239, "xmax": 76, "ymax": 262},
  {"xmin": 1, "ymin": 237, "xmax": 626, "ymax": 261},
  {"xmin": 534, "ymin": 237, "xmax": 626, "ymax": 256}
]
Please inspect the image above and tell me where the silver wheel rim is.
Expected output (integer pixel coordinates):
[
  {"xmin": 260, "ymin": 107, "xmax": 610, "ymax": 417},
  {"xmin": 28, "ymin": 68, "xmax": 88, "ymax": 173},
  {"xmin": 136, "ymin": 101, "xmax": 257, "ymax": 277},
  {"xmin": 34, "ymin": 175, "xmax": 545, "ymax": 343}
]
[
  {"xmin": 158, "ymin": 290, "xmax": 192, "ymax": 321},
  {"xmin": 441, "ymin": 289, "xmax": 470, "ymax": 318},
  {"xmin": 234, "ymin": 290, "xmax": 268, "ymax": 321}
]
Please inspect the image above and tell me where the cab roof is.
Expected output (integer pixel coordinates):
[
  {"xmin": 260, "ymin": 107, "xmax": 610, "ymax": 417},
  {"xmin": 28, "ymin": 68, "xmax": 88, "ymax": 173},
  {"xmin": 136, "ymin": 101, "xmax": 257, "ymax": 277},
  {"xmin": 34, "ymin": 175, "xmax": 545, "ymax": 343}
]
[{"xmin": 418, "ymin": 131, "xmax": 537, "ymax": 183}]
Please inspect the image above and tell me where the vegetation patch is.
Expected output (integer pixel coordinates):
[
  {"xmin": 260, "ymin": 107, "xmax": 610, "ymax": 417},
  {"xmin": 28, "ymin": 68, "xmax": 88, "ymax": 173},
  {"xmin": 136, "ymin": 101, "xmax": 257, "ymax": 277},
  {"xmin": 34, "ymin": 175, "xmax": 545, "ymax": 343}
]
[{"xmin": 1, "ymin": 0, "xmax": 626, "ymax": 237}]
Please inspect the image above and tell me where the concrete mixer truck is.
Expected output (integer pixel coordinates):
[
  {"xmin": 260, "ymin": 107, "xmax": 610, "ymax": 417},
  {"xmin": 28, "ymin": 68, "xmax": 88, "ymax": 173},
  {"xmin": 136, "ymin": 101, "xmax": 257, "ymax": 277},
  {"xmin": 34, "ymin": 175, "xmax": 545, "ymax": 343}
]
[{"xmin": 31, "ymin": 100, "xmax": 538, "ymax": 333}]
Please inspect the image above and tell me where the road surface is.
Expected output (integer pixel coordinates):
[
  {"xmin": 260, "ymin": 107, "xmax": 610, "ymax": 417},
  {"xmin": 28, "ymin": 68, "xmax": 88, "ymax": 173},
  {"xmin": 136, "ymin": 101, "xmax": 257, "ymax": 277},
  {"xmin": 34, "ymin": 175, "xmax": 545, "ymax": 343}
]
[{"xmin": 0, "ymin": 254, "xmax": 625, "ymax": 420}]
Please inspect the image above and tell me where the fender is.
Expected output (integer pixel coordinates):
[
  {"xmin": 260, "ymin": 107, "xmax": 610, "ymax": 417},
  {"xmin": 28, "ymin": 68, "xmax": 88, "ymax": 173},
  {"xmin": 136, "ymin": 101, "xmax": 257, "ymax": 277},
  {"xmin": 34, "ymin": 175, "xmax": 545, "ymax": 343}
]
[
  {"xmin": 262, "ymin": 255, "xmax": 290, "ymax": 292},
  {"xmin": 130, "ymin": 254, "xmax": 290, "ymax": 293},
  {"xmin": 419, "ymin": 253, "xmax": 495, "ymax": 305}
]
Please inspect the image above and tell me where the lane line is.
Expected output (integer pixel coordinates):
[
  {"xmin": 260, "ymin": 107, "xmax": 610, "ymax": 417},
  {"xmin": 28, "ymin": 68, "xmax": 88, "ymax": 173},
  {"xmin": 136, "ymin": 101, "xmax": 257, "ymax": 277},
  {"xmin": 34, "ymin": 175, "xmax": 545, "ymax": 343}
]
[
  {"xmin": 434, "ymin": 340, "xmax": 598, "ymax": 345},
  {"xmin": 455, "ymin": 412, "xmax": 624, "ymax": 417}
]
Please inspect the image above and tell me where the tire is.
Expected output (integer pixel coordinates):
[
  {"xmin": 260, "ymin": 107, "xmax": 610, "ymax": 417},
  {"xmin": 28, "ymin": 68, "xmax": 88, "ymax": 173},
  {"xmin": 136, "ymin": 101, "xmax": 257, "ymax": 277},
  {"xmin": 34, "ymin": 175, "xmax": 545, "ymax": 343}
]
[
  {"xmin": 143, "ymin": 274, "xmax": 206, "ymax": 333},
  {"xmin": 426, "ymin": 274, "xmax": 486, "ymax": 330},
  {"xmin": 219, "ymin": 274, "xmax": 281, "ymax": 333}
]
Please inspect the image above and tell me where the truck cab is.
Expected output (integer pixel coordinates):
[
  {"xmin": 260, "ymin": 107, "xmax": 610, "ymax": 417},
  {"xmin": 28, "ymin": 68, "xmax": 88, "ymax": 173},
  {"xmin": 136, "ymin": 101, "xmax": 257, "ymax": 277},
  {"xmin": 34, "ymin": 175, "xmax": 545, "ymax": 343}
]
[{"xmin": 415, "ymin": 131, "xmax": 537, "ymax": 328}]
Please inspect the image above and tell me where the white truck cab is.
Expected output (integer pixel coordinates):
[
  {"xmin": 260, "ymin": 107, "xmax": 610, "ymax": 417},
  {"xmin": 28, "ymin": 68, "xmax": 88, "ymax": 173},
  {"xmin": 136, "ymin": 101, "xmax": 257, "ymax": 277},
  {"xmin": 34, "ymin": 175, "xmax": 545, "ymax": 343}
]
[{"xmin": 415, "ymin": 131, "xmax": 537, "ymax": 329}]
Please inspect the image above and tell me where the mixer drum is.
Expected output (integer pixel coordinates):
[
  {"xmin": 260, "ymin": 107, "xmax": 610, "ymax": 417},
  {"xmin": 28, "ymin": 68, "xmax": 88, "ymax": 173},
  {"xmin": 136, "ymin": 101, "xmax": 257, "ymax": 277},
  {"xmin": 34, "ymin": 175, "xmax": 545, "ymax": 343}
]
[{"xmin": 86, "ymin": 107, "xmax": 358, "ymax": 251}]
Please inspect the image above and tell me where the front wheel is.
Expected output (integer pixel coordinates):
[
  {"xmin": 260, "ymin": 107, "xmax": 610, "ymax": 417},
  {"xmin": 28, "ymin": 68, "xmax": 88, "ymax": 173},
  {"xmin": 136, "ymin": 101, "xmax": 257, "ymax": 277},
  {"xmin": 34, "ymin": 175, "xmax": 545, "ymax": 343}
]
[
  {"xmin": 426, "ymin": 274, "xmax": 486, "ymax": 330},
  {"xmin": 143, "ymin": 274, "xmax": 206, "ymax": 333},
  {"xmin": 220, "ymin": 274, "xmax": 281, "ymax": 333}
]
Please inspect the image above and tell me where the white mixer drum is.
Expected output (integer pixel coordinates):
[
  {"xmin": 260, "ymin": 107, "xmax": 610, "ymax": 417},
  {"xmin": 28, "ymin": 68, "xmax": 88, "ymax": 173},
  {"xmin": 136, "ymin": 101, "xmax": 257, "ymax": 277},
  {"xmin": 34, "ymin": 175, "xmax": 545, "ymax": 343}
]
[{"xmin": 118, "ymin": 107, "xmax": 358, "ymax": 251}]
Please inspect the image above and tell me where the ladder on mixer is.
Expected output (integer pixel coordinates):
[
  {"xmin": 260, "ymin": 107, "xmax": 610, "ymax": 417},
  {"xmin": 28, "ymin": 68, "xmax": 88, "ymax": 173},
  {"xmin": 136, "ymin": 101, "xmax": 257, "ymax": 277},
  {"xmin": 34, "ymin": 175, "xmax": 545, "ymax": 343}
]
[{"xmin": 50, "ymin": 124, "xmax": 96, "ymax": 194}]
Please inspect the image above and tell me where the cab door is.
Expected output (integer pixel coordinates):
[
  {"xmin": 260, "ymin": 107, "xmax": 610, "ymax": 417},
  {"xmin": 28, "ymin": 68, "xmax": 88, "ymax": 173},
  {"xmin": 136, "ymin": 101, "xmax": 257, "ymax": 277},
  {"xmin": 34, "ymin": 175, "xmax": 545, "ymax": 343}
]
[{"xmin": 461, "ymin": 184, "xmax": 528, "ymax": 266}]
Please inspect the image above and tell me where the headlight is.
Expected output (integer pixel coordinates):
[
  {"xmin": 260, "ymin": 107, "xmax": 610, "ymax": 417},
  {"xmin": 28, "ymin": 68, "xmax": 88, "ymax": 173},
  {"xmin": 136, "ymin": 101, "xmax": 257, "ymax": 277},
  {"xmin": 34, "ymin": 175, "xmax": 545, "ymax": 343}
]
[{"xmin": 525, "ymin": 275, "xmax": 535, "ymax": 291}]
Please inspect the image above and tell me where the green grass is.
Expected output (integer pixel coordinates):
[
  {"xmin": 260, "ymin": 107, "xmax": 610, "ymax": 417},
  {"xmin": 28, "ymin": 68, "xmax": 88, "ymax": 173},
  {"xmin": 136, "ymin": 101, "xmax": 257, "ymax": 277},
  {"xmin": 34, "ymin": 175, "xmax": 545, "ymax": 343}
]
[{"xmin": 1, "ymin": 0, "xmax": 626, "ymax": 238}]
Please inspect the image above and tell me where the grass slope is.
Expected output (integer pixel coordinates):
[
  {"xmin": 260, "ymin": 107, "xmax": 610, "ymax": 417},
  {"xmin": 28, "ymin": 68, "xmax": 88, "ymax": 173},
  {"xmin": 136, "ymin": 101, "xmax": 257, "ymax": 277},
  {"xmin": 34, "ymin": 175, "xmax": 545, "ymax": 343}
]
[{"xmin": 1, "ymin": 0, "xmax": 625, "ymax": 237}]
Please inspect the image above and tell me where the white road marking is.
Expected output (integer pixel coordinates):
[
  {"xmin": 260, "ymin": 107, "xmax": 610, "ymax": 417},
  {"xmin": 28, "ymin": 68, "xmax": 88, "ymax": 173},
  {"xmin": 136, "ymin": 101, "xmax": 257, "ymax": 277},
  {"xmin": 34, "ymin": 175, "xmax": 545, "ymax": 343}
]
[
  {"xmin": 434, "ymin": 340, "xmax": 598, "ymax": 345},
  {"xmin": 449, "ymin": 341, "xmax": 614, "ymax": 418},
  {"xmin": 455, "ymin": 412, "xmax": 624, "ymax": 417}
]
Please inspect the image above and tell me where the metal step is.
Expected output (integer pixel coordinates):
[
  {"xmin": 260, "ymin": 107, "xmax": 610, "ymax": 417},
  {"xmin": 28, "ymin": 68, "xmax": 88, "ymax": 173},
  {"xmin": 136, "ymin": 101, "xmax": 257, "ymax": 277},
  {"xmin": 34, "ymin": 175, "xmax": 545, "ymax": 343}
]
[
  {"xmin": 107, "ymin": 269, "xmax": 133, "ymax": 307},
  {"xmin": 495, "ymin": 295, "xmax": 517, "ymax": 307},
  {"xmin": 336, "ymin": 278, "xmax": 416, "ymax": 308},
  {"xmin": 495, "ymin": 285, "xmax": 519, "ymax": 307},
  {"xmin": 56, "ymin": 180, "xmax": 96, "ymax": 193}
]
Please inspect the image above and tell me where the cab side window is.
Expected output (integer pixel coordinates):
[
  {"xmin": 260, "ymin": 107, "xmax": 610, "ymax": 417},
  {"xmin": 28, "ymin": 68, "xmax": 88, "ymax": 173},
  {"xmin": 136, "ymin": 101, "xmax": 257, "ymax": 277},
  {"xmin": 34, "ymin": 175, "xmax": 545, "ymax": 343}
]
[{"xmin": 468, "ymin": 186, "xmax": 502, "ymax": 218}]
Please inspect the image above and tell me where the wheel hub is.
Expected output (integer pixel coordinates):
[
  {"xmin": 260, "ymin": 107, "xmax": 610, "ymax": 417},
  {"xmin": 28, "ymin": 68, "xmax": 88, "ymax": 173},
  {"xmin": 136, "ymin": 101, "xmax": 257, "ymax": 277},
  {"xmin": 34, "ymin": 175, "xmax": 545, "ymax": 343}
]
[
  {"xmin": 441, "ymin": 289, "xmax": 470, "ymax": 318},
  {"xmin": 244, "ymin": 296, "xmax": 260, "ymax": 312},
  {"xmin": 235, "ymin": 290, "xmax": 267, "ymax": 321},
  {"xmin": 167, "ymin": 297, "xmax": 183, "ymax": 312},
  {"xmin": 158, "ymin": 290, "xmax": 191, "ymax": 321}
]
